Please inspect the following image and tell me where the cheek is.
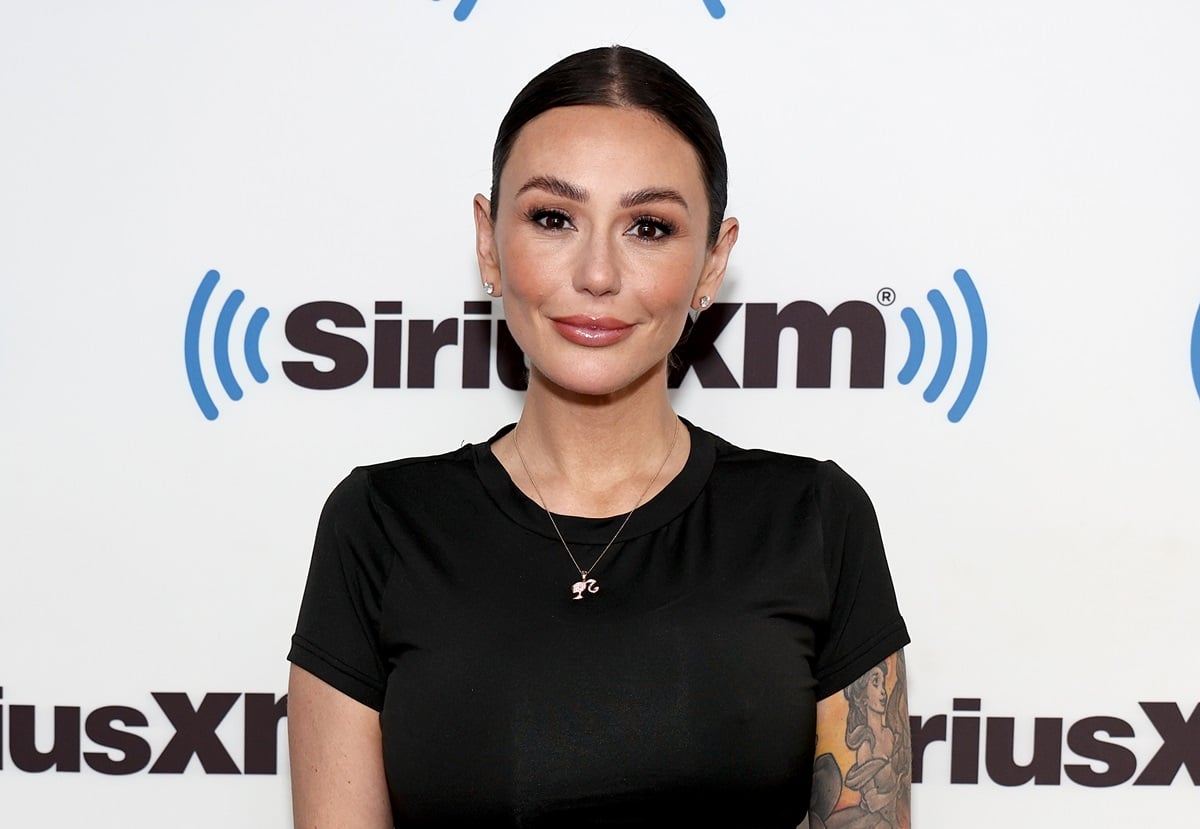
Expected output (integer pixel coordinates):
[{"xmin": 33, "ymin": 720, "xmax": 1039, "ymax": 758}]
[
  {"xmin": 496, "ymin": 238, "xmax": 556, "ymax": 299},
  {"xmin": 638, "ymin": 252, "xmax": 707, "ymax": 306}
]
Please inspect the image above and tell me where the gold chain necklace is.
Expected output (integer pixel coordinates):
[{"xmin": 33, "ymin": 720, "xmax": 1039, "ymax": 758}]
[{"xmin": 512, "ymin": 419, "xmax": 681, "ymax": 600}]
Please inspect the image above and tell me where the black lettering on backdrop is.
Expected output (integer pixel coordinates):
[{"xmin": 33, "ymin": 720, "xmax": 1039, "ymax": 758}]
[
  {"xmin": 743, "ymin": 300, "xmax": 885, "ymax": 388},
  {"xmin": 278, "ymin": 297, "xmax": 892, "ymax": 390},
  {"xmin": 10, "ymin": 705, "xmax": 81, "ymax": 772},
  {"xmin": 283, "ymin": 301, "xmax": 369, "ymax": 389},
  {"xmin": 0, "ymin": 689, "xmax": 285, "ymax": 775},
  {"xmin": 148, "ymin": 692, "xmax": 240, "ymax": 774},
  {"xmin": 1064, "ymin": 716, "xmax": 1138, "ymax": 786},
  {"xmin": 908, "ymin": 701, "xmax": 1177, "ymax": 789},
  {"xmin": 372, "ymin": 302, "xmax": 405, "ymax": 388},
  {"xmin": 1135, "ymin": 702, "xmax": 1200, "ymax": 785},
  {"xmin": 83, "ymin": 706, "xmax": 151, "ymax": 775},
  {"xmin": 462, "ymin": 302, "xmax": 492, "ymax": 388},
  {"xmin": 243, "ymin": 693, "xmax": 288, "ymax": 775},
  {"xmin": 950, "ymin": 698, "xmax": 982, "ymax": 784},
  {"xmin": 284, "ymin": 301, "xmax": 527, "ymax": 390},
  {"xmin": 495, "ymin": 320, "xmax": 528, "ymax": 390},
  {"xmin": 408, "ymin": 318, "xmax": 459, "ymax": 388},
  {"xmin": 985, "ymin": 717, "xmax": 1063, "ymax": 785},
  {"xmin": 909, "ymin": 713, "xmax": 947, "ymax": 784},
  {"xmin": 668, "ymin": 304, "xmax": 740, "ymax": 388}
]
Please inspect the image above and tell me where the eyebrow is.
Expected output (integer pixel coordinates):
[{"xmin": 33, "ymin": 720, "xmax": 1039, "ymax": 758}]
[
  {"xmin": 514, "ymin": 175, "xmax": 690, "ymax": 211},
  {"xmin": 515, "ymin": 175, "xmax": 588, "ymax": 202},
  {"xmin": 619, "ymin": 187, "xmax": 689, "ymax": 211}
]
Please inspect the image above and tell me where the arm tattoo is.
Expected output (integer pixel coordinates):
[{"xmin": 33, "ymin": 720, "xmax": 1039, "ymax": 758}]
[{"xmin": 809, "ymin": 650, "xmax": 911, "ymax": 829}]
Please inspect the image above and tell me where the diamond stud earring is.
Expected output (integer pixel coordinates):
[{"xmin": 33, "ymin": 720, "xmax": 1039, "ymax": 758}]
[{"xmin": 484, "ymin": 282, "xmax": 495, "ymax": 296}]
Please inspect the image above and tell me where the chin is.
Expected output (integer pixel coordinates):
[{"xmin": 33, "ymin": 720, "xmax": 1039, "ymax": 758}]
[{"xmin": 534, "ymin": 357, "xmax": 667, "ymax": 399}]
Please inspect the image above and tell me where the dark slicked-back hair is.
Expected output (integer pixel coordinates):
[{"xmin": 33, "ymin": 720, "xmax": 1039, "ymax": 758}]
[{"xmin": 489, "ymin": 46, "xmax": 729, "ymax": 246}]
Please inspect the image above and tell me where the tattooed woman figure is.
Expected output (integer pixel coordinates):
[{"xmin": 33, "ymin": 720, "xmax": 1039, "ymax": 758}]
[
  {"xmin": 287, "ymin": 45, "xmax": 912, "ymax": 827},
  {"xmin": 817, "ymin": 654, "xmax": 912, "ymax": 829}
]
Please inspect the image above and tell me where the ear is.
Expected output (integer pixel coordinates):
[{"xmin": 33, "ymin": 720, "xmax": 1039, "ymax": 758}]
[
  {"xmin": 473, "ymin": 193, "xmax": 502, "ymax": 296},
  {"xmin": 693, "ymin": 216, "xmax": 739, "ymax": 309}
]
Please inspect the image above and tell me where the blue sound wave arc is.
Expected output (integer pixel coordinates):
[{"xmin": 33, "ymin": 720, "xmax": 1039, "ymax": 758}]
[
  {"xmin": 185, "ymin": 270, "xmax": 221, "ymax": 421},
  {"xmin": 1191, "ymin": 302, "xmax": 1200, "ymax": 402},
  {"xmin": 433, "ymin": 0, "xmax": 477, "ymax": 21},
  {"xmin": 923, "ymin": 289, "xmax": 957, "ymax": 403},
  {"xmin": 435, "ymin": 0, "xmax": 723, "ymax": 21},
  {"xmin": 948, "ymin": 269, "xmax": 987, "ymax": 423},
  {"xmin": 215, "ymin": 290, "xmax": 247, "ymax": 401},
  {"xmin": 896, "ymin": 268, "xmax": 988, "ymax": 422},
  {"xmin": 245, "ymin": 307, "xmax": 271, "ymax": 383},
  {"xmin": 897, "ymin": 308, "xmax": 925, "ymax": 385},
  {"xmin": 183, "ymin": 269, "xmax": 271, "ymax": 420}
]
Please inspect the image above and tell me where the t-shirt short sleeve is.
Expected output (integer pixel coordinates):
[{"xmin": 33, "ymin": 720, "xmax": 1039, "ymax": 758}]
[
  {"xmin": 811, "ymin": 461, "xmax": 910, "ymax": 700},
  {"xmin": 288, "ymin": 468, "xmax": 394, "ymax": 711}
]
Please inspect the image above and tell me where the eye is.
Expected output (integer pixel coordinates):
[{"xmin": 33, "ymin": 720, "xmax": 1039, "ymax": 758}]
[
  {"xmin": 528, "ymin": 209, "xmax": 574, "ymax": 232},
  {"xmin": 626, "ymin": 217, "xmax": 675, "ymax": 241}
]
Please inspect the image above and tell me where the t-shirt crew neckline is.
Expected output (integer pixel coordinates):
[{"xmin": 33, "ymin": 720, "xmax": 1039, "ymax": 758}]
[{"xmin": 473, "ymin": 418, "xmax": 716, "ymax": 546}]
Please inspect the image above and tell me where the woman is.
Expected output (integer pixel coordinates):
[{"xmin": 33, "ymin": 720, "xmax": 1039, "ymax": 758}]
[
  {"xmin": 288, "ymin": 45, "xmax": 911, "ymax": 828},
  {"xmin": 815, "ymin": 658, "xmax": 911, "ymax": 829}
]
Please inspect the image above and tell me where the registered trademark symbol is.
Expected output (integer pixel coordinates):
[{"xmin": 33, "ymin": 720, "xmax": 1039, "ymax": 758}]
[{"xmin": 877, "ymin": 287, "xmax": 896, "ymax": 306}]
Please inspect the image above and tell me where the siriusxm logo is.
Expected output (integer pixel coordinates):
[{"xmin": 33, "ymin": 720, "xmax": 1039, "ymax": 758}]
[
  {"xmin": 182, "ymin": 267, "xmax": 991, "ymax": 423},
  {"xmin": 433, "ymin": 0, "xmax": 727, "ymax": 22}
]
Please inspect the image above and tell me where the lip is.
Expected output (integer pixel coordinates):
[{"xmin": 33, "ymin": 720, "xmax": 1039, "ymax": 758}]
[{"xmin": 550, "ymin": 315, "xmax": 635, "ymax": 347}]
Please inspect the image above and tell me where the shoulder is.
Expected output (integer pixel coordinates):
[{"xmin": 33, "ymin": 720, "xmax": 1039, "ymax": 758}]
[
  {"xmin": 357, "ymin": 441, "xmax": 477, "ymax": 488},
  {"xmin": 704, "ymin": 427, "xmax": 875, "ymax": 512},
  {"xmin": 320, "ymin": 440, "xmax": 481, "ymax": 524}
]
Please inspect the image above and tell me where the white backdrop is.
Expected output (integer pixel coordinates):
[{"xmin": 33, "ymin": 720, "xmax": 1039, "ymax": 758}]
[{"xmin": 2, "ymin": 1, "xmax": 1198, "ymax": 825}]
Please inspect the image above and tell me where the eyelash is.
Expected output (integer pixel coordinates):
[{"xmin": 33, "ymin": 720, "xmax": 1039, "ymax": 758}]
[
  {"xmin": 628, "ymin": 215, "xmax": 677, "ymax": 241},
  {"xmin": 526, "ymin": 208, "xmax": 573, "ymax": 232},
  {"xmin": 523, "ymin": 208, "xmax": 677, "ymax": 241}
]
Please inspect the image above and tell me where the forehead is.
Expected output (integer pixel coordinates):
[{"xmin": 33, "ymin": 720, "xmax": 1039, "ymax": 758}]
[{"xmin": 501, "ymin": 105, "xmax": 705, "ymax": 197}]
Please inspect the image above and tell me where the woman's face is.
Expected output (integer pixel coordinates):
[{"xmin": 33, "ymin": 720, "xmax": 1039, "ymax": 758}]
[
  {"xmin": 866, "ymin": 667, "xmax": 888, "ymax": 715},
  {"xmin": 475, "ymin": 105, "xmax": 737, "ymax": 398}
]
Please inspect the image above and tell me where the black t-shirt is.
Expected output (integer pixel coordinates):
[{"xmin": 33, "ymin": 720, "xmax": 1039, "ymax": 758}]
[{"xmin": 289, "ymin": 421, "xmax": 909, "ymax": 828}]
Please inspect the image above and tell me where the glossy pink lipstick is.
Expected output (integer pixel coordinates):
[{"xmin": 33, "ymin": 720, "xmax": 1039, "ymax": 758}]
[{"xmin": 551, "ymin": 315, "xmax": 634, "ymax": 347}]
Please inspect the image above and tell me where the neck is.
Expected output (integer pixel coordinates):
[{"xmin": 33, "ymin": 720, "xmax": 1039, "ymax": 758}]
[{"xmin": 501, "ymin": 364, "xmax": 687, "ymax": 518}]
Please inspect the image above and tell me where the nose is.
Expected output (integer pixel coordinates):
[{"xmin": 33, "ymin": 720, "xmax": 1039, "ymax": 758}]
[{"xmin": 571, "ymin": 229, "xmax": 622, "ymax": 297}]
